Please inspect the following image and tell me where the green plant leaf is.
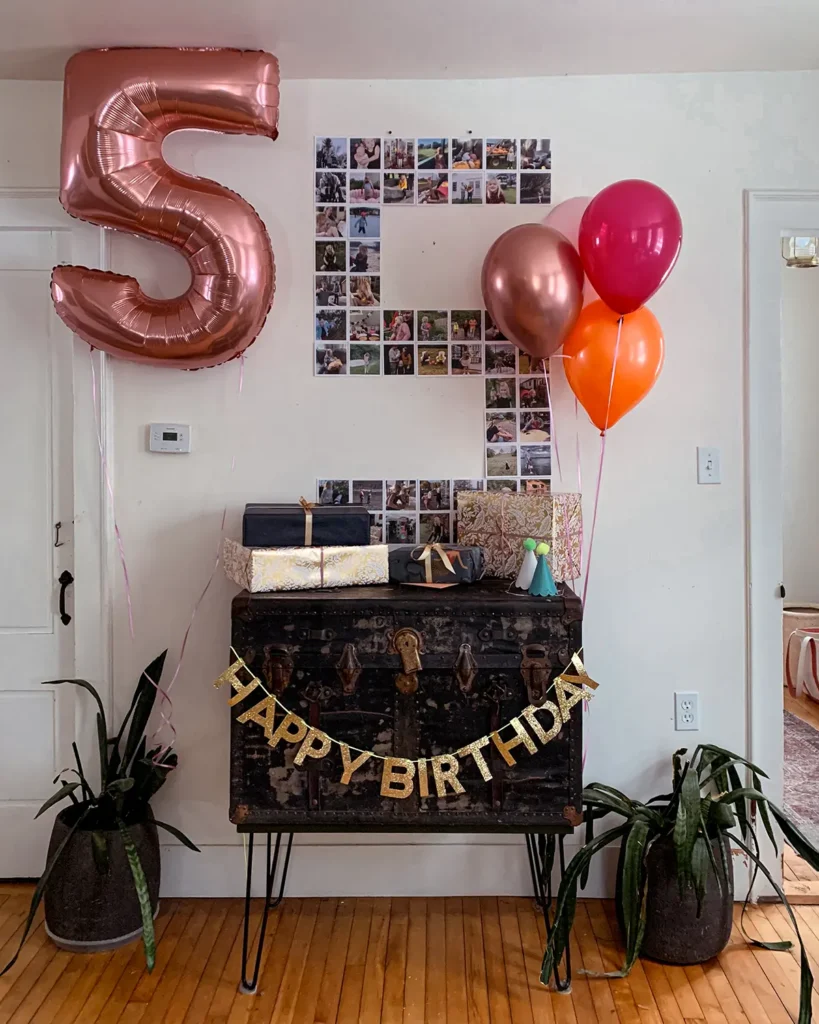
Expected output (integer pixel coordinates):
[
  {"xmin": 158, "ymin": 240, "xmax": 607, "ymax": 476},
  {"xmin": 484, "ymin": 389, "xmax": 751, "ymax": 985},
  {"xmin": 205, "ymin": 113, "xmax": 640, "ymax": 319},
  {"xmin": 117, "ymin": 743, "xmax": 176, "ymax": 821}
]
[
  {"xmin": 117, "ymin": 819, "xmax": 156, "ymax": 972},
  {"xmin": 697, "ymin": 744, "xmax": 769, "ymax": 778},
  {"xmin": 582, "ymin": 787, "xmax": 634, "ymax": 819},
  {"xmin": 752, "ymin": 771, "xmax": 777, "ymax": 852},
  {"xmin": 0, "ymin": 806, "xmax": 91, "ymax": 977},
  {"xmin": 673, "ymin": 766, "xmax": 701, "ymax": 889},
  {"xmin": 91, "ymin": 831, "xmax": 110, "ymax": 874},
  {"xmin": 726, "ymin": 766, "xmax": 749, "ymax": 839},
  {"xmin": 619, "ymin": 820, "xmax": 649, "ymax": 972},
  {"xmin": 148, "ymin": 817, "xmax": 201, "ymax": 852},
  {"xmin": 34, "ymin": 782, "xmax": 81, "ymax": 819},
  {"xmin": 767, "ymin": 802, "xmax": 819, "ymax": 872},
  {"xmin": 706, "ymin": 799, "xmax": 736, "ymax": 832},
  {"xmin": 690, "ymin": 836, "xmax": 710, "ymax": 916},
  {"xmin": 672, "ymin": 748, "xmax": 687, "ymax": 788},
  {"xmin": 71, "ymin": 743, "xmax": 95, "ymax": 803},
  {"xmin": 123, "ymin": 652, "xmax": 168, "ymax": 774},
  {"xmin": 95, "ymin": 712, "xmax": 109, "ymax": 784},
  {"xmin": 106, "ymin": 778, "xmax": 135, "ymax": 794}
]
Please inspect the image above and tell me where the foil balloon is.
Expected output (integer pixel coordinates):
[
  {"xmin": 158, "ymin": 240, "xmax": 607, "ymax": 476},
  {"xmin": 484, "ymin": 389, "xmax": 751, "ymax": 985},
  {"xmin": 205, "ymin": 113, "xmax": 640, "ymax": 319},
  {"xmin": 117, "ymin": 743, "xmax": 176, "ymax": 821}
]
[
  {"xmin": 543, "ymin": 196, "xmax": 598, "ymax": 306},
  {"xmin": 52, "ymin": 48, "xmax": 279, "ymax": 369},
  {"xmin": 481, "ymin": 224, "xmax": 584, "ymax": 361}
]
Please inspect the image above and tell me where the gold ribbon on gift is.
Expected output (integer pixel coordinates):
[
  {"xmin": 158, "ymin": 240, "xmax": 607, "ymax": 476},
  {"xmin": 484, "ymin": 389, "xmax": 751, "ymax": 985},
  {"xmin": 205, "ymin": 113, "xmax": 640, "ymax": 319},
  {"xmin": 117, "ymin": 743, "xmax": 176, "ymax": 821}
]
[
  {"xmin": 412, "ymin": 542, "xmax": 457, "ymax": 584},
  {"xmin": 299, "ymin": 496, "xmax": 314, "ymax": 546}
]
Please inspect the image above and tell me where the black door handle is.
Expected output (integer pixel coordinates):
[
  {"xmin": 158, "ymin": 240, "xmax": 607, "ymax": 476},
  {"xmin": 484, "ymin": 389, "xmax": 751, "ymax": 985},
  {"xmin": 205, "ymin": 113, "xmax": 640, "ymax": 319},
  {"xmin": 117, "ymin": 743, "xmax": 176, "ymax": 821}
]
[{"xmin": 58, "ymin": 570, "xmax": 74, "ymax": 625}]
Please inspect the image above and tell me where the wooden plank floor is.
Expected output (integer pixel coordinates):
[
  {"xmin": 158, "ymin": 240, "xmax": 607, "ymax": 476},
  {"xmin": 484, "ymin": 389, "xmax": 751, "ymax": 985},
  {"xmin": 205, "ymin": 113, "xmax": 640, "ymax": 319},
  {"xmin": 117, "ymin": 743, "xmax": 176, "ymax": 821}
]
[
  {"xmin": 1, "ymin": 886, "xmax": 818, "ymax": 1023},
  {"xmin": 784, "ymin": 687, "xmax": 819, "ymax": 903}
]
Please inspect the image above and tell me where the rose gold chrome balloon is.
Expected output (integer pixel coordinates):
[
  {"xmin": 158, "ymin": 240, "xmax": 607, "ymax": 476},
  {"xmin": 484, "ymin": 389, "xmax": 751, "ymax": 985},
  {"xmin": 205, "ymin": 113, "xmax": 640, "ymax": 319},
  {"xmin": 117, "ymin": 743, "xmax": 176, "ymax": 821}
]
[
  {"xmin": 52, "ymin": 47, "xmax": 279, "ymax": 369},
  {"xmin": 481, "ymin": 224, "xmax": 584, "ymax": 360}
]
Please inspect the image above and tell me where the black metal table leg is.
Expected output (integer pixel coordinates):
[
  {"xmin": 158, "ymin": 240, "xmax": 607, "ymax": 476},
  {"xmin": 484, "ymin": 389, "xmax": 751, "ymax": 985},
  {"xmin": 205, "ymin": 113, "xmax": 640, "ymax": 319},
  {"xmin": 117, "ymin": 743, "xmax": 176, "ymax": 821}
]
[
  {"xmin": 239, "ymin": 832, "xmax": 295, "ymax": 994},
  {"xmin": 525, "ymin": 832, "xmax": 572, "ymax": 993}
]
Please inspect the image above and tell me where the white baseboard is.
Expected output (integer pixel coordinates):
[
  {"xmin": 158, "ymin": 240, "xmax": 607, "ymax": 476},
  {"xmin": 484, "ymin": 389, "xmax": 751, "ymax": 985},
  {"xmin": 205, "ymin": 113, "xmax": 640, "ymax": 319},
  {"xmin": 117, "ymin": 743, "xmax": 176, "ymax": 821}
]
[{"xmin": 159, "ymin": 839, "xmax": 620, "ymax": 899}]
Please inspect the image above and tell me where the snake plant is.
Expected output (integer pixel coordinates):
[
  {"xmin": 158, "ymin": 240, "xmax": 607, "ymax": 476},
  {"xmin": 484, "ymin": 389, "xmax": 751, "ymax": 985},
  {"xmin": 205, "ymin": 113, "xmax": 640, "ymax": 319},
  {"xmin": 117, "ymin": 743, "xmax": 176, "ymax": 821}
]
[{"xmin": 541, "ymin": 744, "xmax": 819, "ymax": 1024}]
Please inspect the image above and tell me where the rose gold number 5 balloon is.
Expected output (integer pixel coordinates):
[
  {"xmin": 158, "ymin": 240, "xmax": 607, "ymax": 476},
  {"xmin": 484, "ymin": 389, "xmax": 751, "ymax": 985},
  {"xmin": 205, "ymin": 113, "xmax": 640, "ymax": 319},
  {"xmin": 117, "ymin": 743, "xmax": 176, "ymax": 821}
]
[{"xmin": 52, "ymin": 48, "xmax": 279, "ymax": 369}]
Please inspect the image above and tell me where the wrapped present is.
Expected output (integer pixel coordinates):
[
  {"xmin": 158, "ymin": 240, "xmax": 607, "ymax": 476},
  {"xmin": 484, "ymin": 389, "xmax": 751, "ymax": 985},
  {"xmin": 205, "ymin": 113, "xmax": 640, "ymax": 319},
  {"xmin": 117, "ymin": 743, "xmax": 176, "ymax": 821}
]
[
  {"xmin": 388, "ymin": 543, "xmax": 485, "ymax": 587},
  {"xmin": 223, "ymin": 539, "xmax": 388, "ymax": 593},
  {"xmin": 456, "ymin": 491, "xmax": 582, "ymax": 580},
  {"xmin": 242, "ymin": 500, "xmax": 370, "ymax": 547}
]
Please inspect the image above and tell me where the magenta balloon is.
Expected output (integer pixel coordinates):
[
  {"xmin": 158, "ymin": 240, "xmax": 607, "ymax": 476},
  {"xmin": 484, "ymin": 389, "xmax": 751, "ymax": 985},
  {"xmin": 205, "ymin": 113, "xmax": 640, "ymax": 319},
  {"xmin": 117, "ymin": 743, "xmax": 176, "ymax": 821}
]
[
  {"xmin": 481, "ymin": 224, "xmax": 584, "ymax": 360},
  {"xmin": 578, "ymin": 179, "xmax": 682, "ymax": 315},
  {"xmin": 52, "ymin": 48, "xmax": 279, "ymax": 369}
]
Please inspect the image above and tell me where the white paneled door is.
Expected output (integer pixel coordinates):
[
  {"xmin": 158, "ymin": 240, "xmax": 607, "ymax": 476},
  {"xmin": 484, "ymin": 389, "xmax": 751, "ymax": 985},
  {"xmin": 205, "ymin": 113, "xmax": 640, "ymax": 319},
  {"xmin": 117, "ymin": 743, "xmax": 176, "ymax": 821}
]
[{"xmin": 0, "ymin": 195, "xmax": 100, "ymax": 876}]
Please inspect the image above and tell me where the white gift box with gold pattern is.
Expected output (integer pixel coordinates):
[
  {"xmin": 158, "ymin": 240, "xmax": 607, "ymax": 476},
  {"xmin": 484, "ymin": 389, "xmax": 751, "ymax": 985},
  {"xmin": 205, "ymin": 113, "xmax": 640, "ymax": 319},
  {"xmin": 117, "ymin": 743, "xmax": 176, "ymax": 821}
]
[{"xmin": 223, "ymin": 538, "xmax": 389, "ymax": 593}]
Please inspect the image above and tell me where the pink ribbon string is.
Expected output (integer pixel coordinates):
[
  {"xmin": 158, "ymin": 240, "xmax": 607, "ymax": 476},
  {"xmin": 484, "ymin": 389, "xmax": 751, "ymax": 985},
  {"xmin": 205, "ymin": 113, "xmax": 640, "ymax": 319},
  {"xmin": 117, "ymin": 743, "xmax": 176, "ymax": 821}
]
[{"xmin": 544, "ymin": 360, "xmax": 562, "ymax": 483}]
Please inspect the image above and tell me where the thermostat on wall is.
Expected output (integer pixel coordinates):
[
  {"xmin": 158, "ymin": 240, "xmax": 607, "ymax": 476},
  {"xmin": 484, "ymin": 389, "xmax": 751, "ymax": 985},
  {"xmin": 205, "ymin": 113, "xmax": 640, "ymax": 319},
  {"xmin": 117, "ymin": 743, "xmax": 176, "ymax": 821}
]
[{"xmin": 148, "ymin": 423, "xmax": 191, "ymax": 454}]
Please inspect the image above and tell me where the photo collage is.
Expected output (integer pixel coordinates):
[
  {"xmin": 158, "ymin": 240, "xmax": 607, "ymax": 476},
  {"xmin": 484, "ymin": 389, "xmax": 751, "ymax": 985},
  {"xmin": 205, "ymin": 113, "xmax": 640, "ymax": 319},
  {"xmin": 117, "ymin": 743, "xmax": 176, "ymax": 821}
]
[
  {"xmin": 316, "ymin": 474, "xmax": 552, "ymax": 546},
  {"xmin": 314, "ymin": 135, "xmax": 552, "ymax": 378}
]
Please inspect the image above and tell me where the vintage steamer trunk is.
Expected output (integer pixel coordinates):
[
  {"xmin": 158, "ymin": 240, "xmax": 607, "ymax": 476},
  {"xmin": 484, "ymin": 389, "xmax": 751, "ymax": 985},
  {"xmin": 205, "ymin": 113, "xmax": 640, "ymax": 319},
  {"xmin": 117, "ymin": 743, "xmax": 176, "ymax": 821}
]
[{"xmin": 230, "ymin": 580, "xmax": 583, "ymax": 833}]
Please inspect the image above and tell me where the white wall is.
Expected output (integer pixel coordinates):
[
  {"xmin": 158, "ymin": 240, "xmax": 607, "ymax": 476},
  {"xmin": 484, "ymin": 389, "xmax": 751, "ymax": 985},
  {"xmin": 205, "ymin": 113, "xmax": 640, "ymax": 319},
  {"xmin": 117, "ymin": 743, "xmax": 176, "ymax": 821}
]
[
  {"xmin": 3, "ymin": 70, "xmax": 819, "ymax": 897},
  {"xmin": 782, "ymin": 265, "xmax": 819, "ymax": 605}
]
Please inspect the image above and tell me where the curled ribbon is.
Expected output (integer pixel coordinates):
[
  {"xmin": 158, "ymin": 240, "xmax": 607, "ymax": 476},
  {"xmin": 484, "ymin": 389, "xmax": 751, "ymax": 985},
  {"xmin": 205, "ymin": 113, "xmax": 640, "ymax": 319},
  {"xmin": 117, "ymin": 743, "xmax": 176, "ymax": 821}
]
[
  {"xmin": 299, "ymin": 496, "xmax": 314, "ymax": 546},
  {"xmin": 412, "ymin": 543, "xmax": 456, "ymax": 584}
]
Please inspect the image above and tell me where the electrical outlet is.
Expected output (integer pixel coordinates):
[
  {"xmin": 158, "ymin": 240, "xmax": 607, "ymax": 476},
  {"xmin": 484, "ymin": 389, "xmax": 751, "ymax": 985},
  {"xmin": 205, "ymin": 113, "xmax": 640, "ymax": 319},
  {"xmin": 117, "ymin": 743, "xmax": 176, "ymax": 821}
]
[{"xmin": 674, "ymin": 691, "xmax": 700, "ymax": 731}]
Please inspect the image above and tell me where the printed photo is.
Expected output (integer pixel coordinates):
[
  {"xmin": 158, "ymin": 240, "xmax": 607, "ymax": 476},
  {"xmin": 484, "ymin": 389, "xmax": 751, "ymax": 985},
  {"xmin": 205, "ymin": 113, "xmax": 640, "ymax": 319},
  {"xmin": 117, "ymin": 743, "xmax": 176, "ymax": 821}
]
[
  {"xmin": 524, "ymin": 478, "xmax": 551, "ymax": 494},
  {"xmin": 520, "ymin": 411, "xmax": 551, "ymax": 441},
  {"xmin": 485, "ymin": 342, "xmax": 517, "ymax": 375},
  {"xmin": 318, "ymin": 479, "xmax": 350, "ymax": 504},
  {"xmin": 315, "ymin": 309, "xmax": 346, "ymax": 342},
  {"xmin": 486, "ymin": 172, "xmax": 517, "ymax": 204},
  {"xmin": 316, "ymin": 137, "xmax": 347, "ymax": 169},
  {"xmin": 417, "ymin": 310, "xmax": 448, "ymax": 342},
  {"xmin": 383, "ymin": 344, "xmax": 415, "ymax": 375},
  {"xmin": 520, "ymin": 172, "xmax": 552, "ymax": 205},
  {"xmin": 486, "ymin": 411, "xmax": 518, "ymax": 442},
  {"xmin": 486, "ymin": 139, "xmax": 517, "ymax": 169},
  {"xmin": 315, "ymin": 343, "xmax": 347, "ymax": 375},
  {"xmin": 349, "ymin": 172, "xmax": 382, "ymax": 204},
  {"xmin": 485, "ymin": 311, "xmax": 507, "ymax": 341},
  {"xmin": 419, "ymin": 513, "xmax": 451, "ymax": 544},
  {"xmin": 520, "ymin": 138, "xmax": 551, "ymax": 171},
  {"xmin": 349, "ymin": 240, "xmax": 381, "ymax": 273},
  {"xmin": 418, "ymin": 345, "xmax": 448, "ymax": 375},
  {"xmin": 451, "ymin": 138, "xmax": 483, "ymax": 170},
  {"xmin": 487, "ymin": 478, "xmax": 518, "ymax": 493},
  {"xmin": 451, "ymin": 344, "xmax": 482, "ymax": 375},
  {"xmin": 315, "ymin": 205, "xmax": 347, "ymax": 238},
  {"xmin": 350, "ymin": 275, "xmax": 381, "ymax": 307},
  {"xmin": 453, "ymin": 479, "xmax": 485, "ymax": 496},
  {"xmin": 386, "ymin": 514, "xmax": 417, "ymax": 544},
  {"xmin": 417, "ymin": 138, "xmax": 448, "ymax": 169},
  {"xmin": 316, "ymin": 240, "xmax": 346, "ymax": 272},
  {"xmin": 315, "ymin": 275, "xmax": 347, "ymax": 307},
  {"xmin": 519, "ymin": 375, "xmax": 548, "ymax": 408},
  {"xmin": 518, "ymin": 352, "xmax": 547, "ymax": 375},
  {"xmin": 384, "ymin": 310, "xmax": 414, "ymax": 342},
  {"xmin": 384, "ymin": 138, "xmax": 415, "ymax": 170},
  {"xmin": 450, "ymin": 310, "xmax": 481, "ymax": 341},
  {"xmin": 520, "ymin": 444, "xmax": 552, "ymax": 477},
  {"xmin": 386, "ymin": 480, "xmax": 417, "ymax": 511},
  {"xmin": 486, "ymin": 445, "xmax": 518, "ymax": 477},
  {"xmin": 350, "ymin": 343, "xmax": 381, "ymax": 375},
  {"xmin": 418, "ymin": 172, "xmax": 449, "ymax": 204},
  {"xmin": 315, "ymin": 171, "xmax": 346, "ymax": 204},
  {"xmin": 452, "ymin": 172, "xmax": 483, "ymax": 204},
  {"xmin": 350, "ymin": 207, "xmax": 381, "ymax": 238},
  {"xmin": 419, "ymin": 480, "xmax": 451, "ymax": 509},
  {"xmin": 349, "ymin": 309, "xmax": 381, "ymax": 341},
  {"xmin": 350, "ymin": 138, "xmax": 381, "ymax": 169},
  {"xmin": 369, "ymin": 513, "xmax": 384, "ymax": 543},
  {"xmin": 383, "ymin": 172, "xmax": 415, "ymax": 205},
  {"xmin": 353, "ymin": 480, "xmax": 384, "ymax": 507},
  {"xmin": 485, "ymin": 377, "xmax": 515, "ymax": 408}
]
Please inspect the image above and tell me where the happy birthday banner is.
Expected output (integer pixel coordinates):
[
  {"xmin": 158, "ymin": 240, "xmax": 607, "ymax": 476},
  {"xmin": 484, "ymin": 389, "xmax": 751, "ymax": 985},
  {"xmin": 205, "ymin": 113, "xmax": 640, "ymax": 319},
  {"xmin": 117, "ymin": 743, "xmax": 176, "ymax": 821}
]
[{"xmin": 216, "ymin": 648, "xmax": 597, "ymax": 799}]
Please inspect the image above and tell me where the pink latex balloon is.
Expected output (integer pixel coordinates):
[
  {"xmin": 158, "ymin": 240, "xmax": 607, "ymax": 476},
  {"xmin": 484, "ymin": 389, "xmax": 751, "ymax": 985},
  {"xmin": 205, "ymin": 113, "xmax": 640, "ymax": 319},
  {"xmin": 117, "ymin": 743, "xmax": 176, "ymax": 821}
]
[
  {"xmin": 578, "ymin": 180, "xmax": 682, "ymax": 316},
  {"xmin": 52, "ymin": 48, "xmax": 279, "ymax": 369},
  {"xmin": 481, "ymin": 224, "xmax": 584, "ymax": 360},
  {"xmin": 543, "ymin": 196, "xmax": 598, "ymax": 306}
]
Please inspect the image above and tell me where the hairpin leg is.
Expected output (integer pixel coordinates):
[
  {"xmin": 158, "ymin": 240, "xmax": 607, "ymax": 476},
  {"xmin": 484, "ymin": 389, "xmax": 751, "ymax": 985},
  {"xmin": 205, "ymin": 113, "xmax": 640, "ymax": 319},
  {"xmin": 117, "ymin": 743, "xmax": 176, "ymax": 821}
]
[
  {"xmin": 239, "ymin": 832, "xmax": 295, "ymax": 994},
  {"xmin": 525, "ymin": 832, "xmax": 572, "ymax": 993}
]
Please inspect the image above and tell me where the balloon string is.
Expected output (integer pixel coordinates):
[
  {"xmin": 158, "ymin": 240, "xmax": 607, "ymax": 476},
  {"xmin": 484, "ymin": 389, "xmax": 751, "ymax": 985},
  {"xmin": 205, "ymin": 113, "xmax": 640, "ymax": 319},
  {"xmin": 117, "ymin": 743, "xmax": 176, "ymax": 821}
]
[
  {"xmin": 90, "ymin": 351, "xmax": 134, "ymax": 641},
  {"xmin": 574, "ymin": 397, "xmax": 582, "ymax": 496},
  {"xmin": 544, "ymin": 360, "xmax": 562, "ymax": 483},
  {"xmin": 604, "ymin": 316, "xmax": 624, "ymax": 433}
]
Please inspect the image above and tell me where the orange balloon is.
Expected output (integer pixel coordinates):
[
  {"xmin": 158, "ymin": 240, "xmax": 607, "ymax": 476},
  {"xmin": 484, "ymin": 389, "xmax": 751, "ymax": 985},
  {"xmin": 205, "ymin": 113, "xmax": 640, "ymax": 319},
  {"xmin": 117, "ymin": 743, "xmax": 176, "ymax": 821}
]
[{"xmin": 563, "ymin": 301, "xmax": 664, "ymax": 432}]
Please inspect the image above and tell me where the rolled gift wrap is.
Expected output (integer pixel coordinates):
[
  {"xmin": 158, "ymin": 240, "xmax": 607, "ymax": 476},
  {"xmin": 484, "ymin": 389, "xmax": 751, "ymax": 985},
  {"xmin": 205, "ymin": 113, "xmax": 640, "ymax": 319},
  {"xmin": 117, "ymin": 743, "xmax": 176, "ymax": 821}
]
[
  {"xmin": 242, "ymin": 502, "xmax": 371, "ymax": 547},
  {"xmin": 388, "ymin": 544, "xmax": 485, "ymax": 586},
  {"xmin": 223, "ymin": 539, "xmax": 389, "ymax": 592}
]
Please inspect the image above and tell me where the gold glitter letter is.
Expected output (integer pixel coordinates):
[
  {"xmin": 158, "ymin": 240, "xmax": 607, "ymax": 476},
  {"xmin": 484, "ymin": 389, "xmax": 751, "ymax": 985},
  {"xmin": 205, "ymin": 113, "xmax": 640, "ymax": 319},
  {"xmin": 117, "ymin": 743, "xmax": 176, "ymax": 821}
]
[
  {"xmin": 339, "ymin": 744, "xmax": 373, "ymax": 785},
  {"xmin": 431, "ymin": 755, "xmax": 465, "ymax": 797},
  {"xmin": 456, "ymin": 737, "xmax": 493, "ymax": 781},
  {"xmin": 491, "ymin": 718, "xmax": 537, "ymax": 767},
  {"xmin": 293, "ymin": 727, "xmax": 332, "ymax": 766},
  {"xmin": 417, "ymin": 758, "xmax": 430, "ymax": 798},
  {"xmin": 267, "ymin": 711, "xmax": 308, "ymax": 750},
  {"xmin": 521, "ymin": 702, "xmax": 562, "ymax": 746},
  {"xmin": 381, "ymin": 757, "xmax": 416, "ymax": 799},
  {"xmin": 236, "ymin": 695, "xmax": 277, "ymax": 741},
  {"xmin": 215, "ymin": 660, "xmax": 261, "ymax": 706},
  {"xmin": 554, "ymin": 676, "xmax": 587, "ymax": 723}
]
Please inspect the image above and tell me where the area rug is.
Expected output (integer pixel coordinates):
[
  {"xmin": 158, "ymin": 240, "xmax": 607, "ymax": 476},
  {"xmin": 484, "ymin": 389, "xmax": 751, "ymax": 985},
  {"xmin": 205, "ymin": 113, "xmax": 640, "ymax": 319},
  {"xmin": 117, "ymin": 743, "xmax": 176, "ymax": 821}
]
[{"xmin": 784, "ymin": 709, "xmax": 819, "ymax": 849}]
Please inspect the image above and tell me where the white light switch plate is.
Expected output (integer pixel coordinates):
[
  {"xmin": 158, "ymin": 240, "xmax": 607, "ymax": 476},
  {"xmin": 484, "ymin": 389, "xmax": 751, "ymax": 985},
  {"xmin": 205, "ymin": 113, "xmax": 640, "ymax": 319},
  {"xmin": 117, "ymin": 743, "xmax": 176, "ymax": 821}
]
[
  {"xmin": 148, "ymin": 423, "xmax": 191, "ymax": 454},
  {"xmin": 697, "ymin": 447, "xmax": 721, "ymax": 484}
]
